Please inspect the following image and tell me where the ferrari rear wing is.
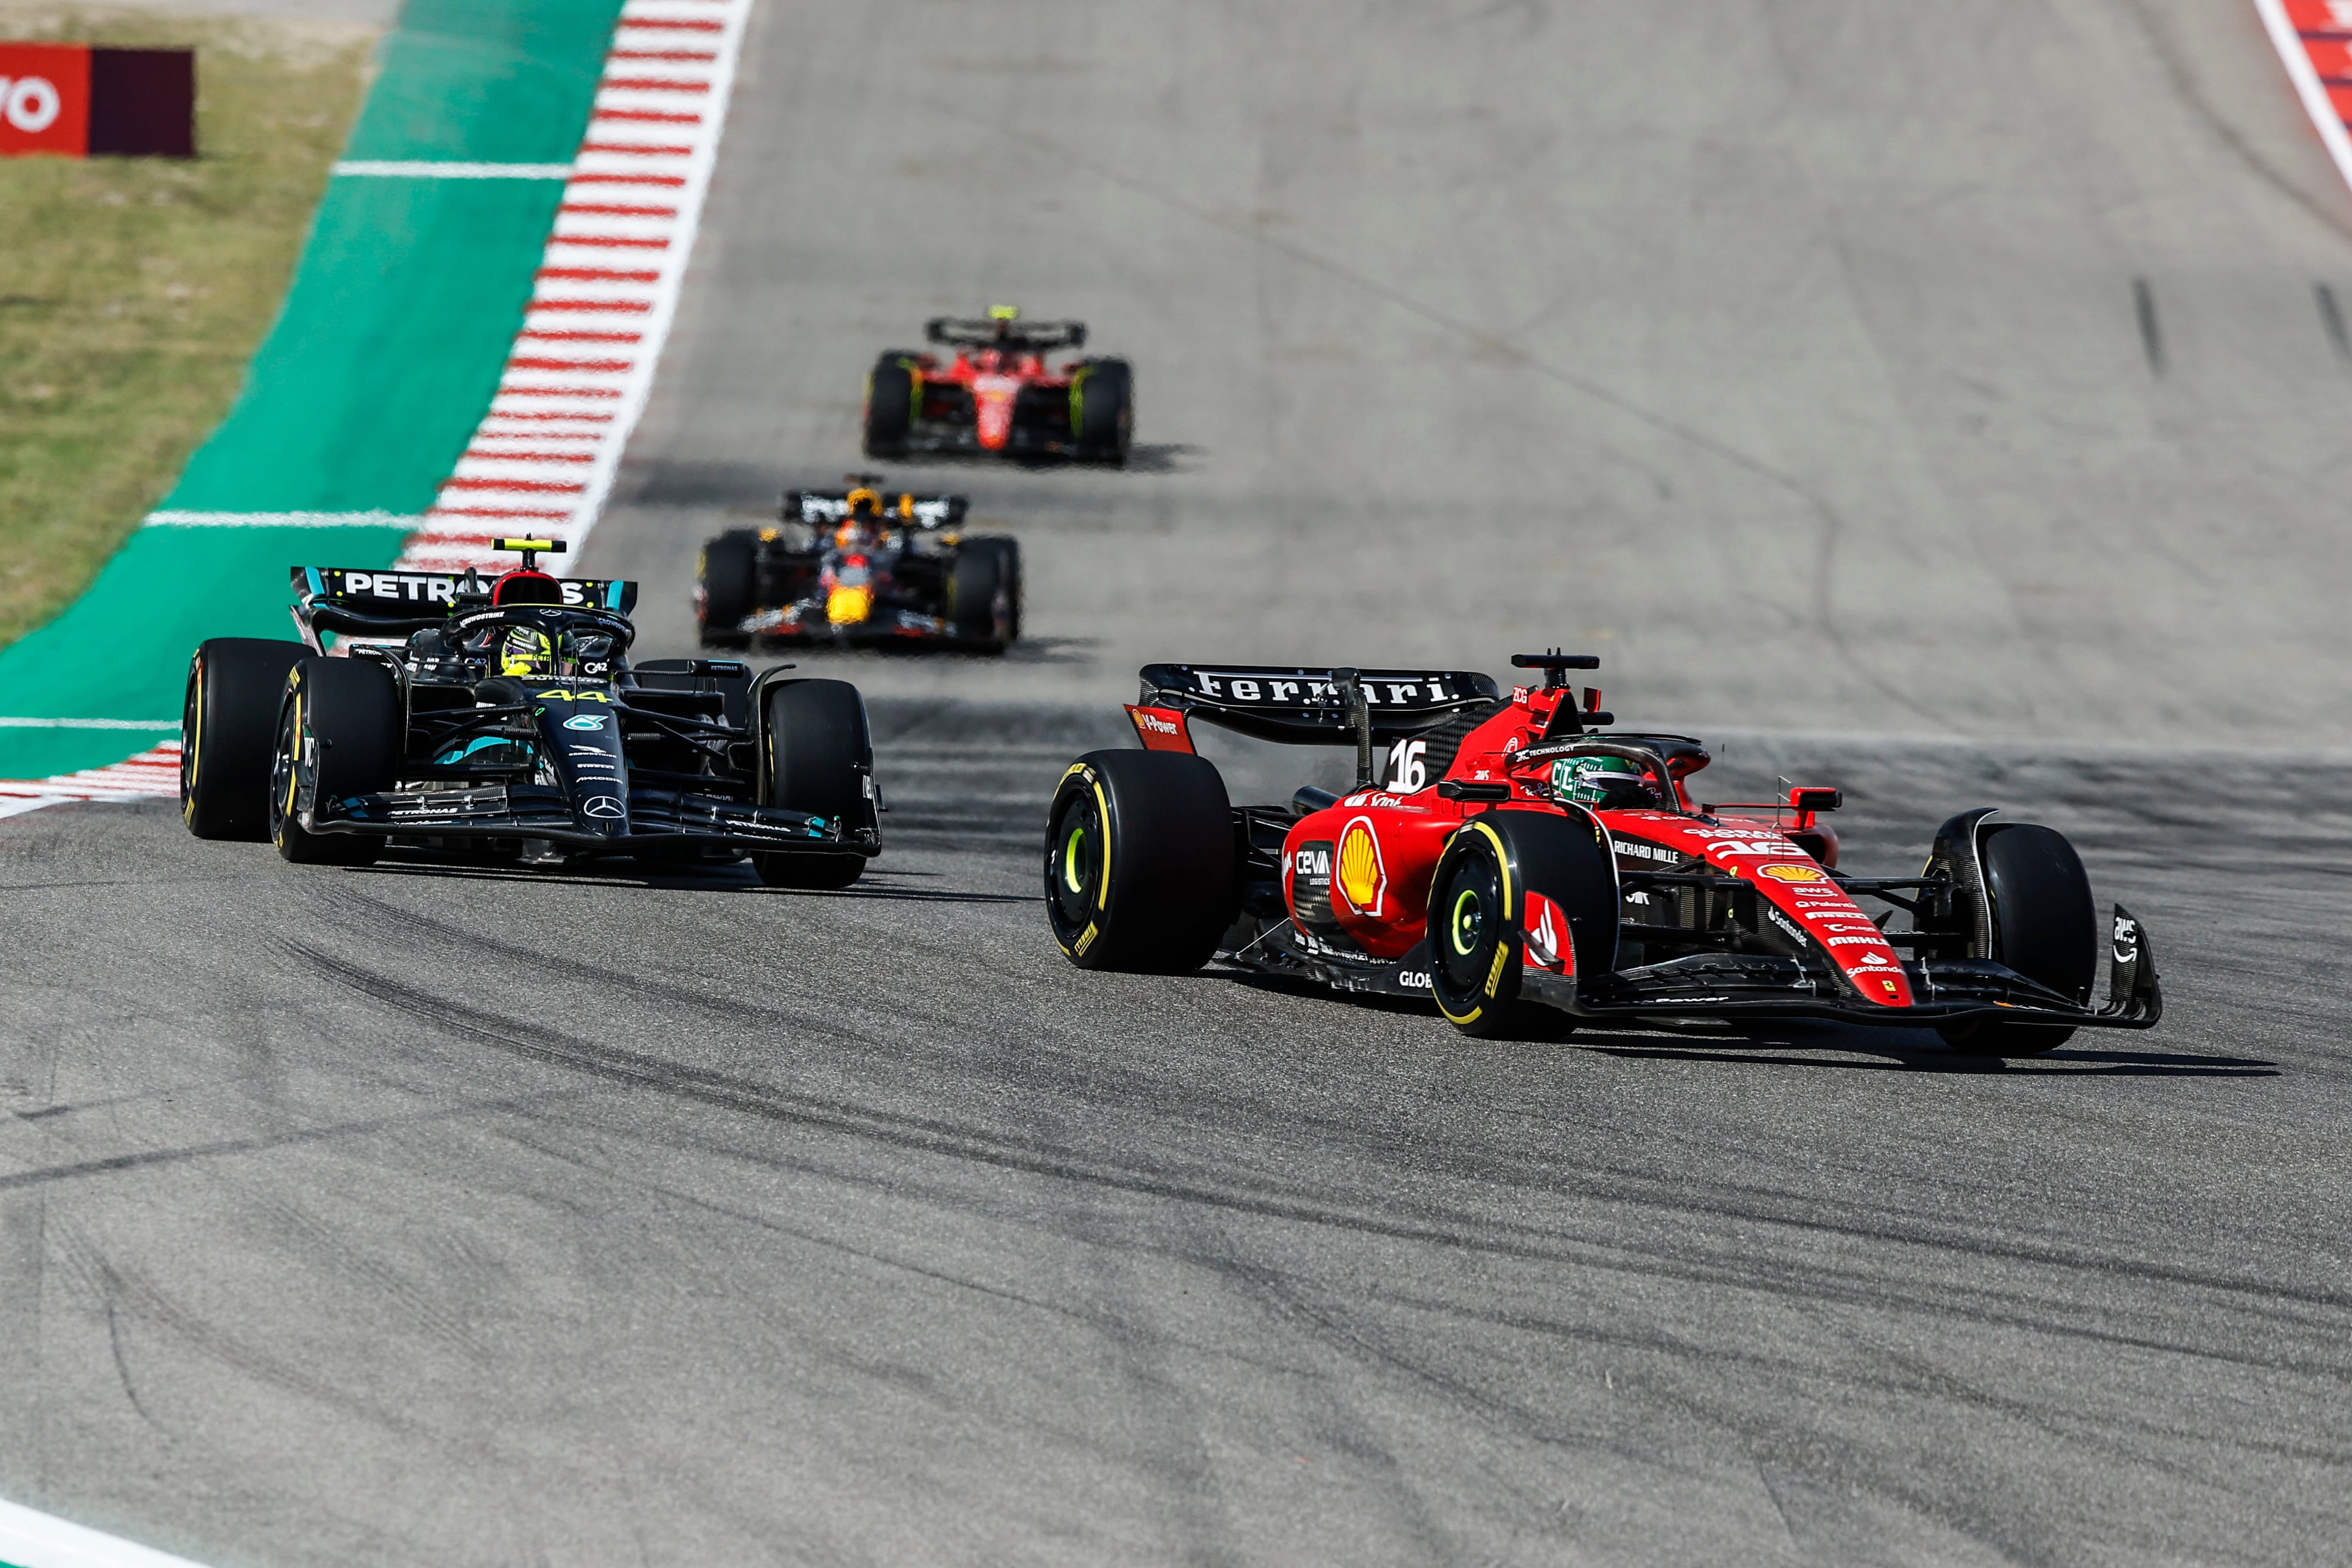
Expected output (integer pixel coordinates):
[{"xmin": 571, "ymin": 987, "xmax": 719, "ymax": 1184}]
[
  {"xmin": 783, "ymin": 489, "xmax": 969, "ymax": 528},
  {"xmin": 925, "ymin": 315, "xmax": 1087, "ymax": 352},
  {"xmin": 1134, "ymin": 663, "xmax": 1501, "ymax": 753}
]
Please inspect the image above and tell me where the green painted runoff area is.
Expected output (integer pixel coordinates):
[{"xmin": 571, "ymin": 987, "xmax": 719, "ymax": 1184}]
[{"xmin": 0, "ymin": 0, "xmax": 623, "ymax": 780}]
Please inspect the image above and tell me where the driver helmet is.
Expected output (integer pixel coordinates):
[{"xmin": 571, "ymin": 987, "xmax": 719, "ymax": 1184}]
[
  {"xmin": 834, "ymin": 489, "xmax": 885, "ymax": 549},
  {"xmin": 499, "ymin": 624, "xmax": 554, "ymax": 678},
  {"xmin": 1551, "ymin": 754, "xmax": 1662, "ymax": 809}
]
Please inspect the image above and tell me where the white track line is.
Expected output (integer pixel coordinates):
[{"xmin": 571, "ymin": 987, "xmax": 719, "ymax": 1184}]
[
  {"xmin": 0, "ymin": 1497, "xmax": 214, "ymax": 1568},
  {"xmin": 394, "ymin": 0, "xmax": 755, "ymax": 575},
  {"xmin": 142, "ymin": 511, "xmax": 419, "ymax": 529},
  {"xmin": 2253, "ymin": 0, "xmax": 2352, "ymax": 195},
  {"xmin": 332, "ymin": 161, "xmax": 575, "ymax": 179}
]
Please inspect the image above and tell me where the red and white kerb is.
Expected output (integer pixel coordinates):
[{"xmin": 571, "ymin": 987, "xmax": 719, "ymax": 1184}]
[{"xmin": 395, "ymin": 0, "xmax": 752, "ymax": 574}]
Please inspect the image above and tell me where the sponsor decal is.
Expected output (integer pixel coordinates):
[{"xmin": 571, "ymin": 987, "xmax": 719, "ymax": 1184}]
[
  {"xmin": 1073, "ymin": 921, "xmax": 1099, "ymax": 957},
  {"xmin": 1188, "ymin": 671, "xmax": 1468, "ymax": 706},
  {"xmin": 1610, "ymin": 835, "xmax": 1680, "ymax": 865},
  {"xmin": 1766, "ymin": 907, "xmax": 1803, "ymax": 942},
  {"xmin": 1134, "ymin": 710, "xmax": 1180, "ymax": 735},
  {"xmin": 1396, "ymin": 969, "xmax": 1432, "ymax": 991},
  {"xmin": 1825, "ymin": 934, "xmax": 1885, "ymax": 947},
  {"xmin": 1759, "ymin": 863, "xmax": 1830, "ymax": 884},
  {"xmin": 1336, "ymin": 818, "xmax": 1385, "ymax": 915},
  {"xmin": 563, "ymin": 714, "xmax": 607, "ymax": 731},
  {"xmin": 1523, "ymin": 891, "xmax": 1571, "ymax": 973},
  {"xmin": 580, "ymin": 796, "xmax": 625, "ymax": 820},
  {"xmin": 1341, "ymin": 792, "xmax": 1409, "ymax": 810},
  {"xmin": 2113, "ymin": 915, "xmax": 2141, "ymax": 965}
]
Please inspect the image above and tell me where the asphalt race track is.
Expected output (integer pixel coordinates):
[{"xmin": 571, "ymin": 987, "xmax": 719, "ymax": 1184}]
[{"xmin": 8, "ymin": 2, "xmax": 2352, "ymax": 1564}]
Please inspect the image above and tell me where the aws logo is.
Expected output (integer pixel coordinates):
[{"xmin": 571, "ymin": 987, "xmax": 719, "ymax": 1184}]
[{"xmin": 1336, "ymin": 818, "xmax": 1385, "ymax": 915}]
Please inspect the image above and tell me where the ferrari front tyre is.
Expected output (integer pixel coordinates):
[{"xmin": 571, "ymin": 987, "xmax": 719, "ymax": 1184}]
[
  {"xmin": 1427, "ymin": 808, "xmax": 1619, "ymax": 1038},
  {"xmin": 181, "ymin": 637, "xmax": 309, "ymax": 840},
  {"xmin": 269, "ymin": 657, "xmax": 399, "ymax": 866},
  {"xmin": 755, "ymin": 677, "xmax": 873, "ymax": 890},
  {"xmin": 1071, "ymin": 357, "xmax": 1132, "ymax": 464},
  {"xmin": 1938, "ymin": 822, "xmax": 2096, "ymax": 1057},
  {"xmin": 697, "ymin": 531, "xmax": 757, "ymax": 650},
  {"xmin": 864, "ymin": 358, "xmax": 916, "ymax": 458},
  {"xmin": 1044, "ymin": 749, "xmax": 1234, "ymax": 971}
]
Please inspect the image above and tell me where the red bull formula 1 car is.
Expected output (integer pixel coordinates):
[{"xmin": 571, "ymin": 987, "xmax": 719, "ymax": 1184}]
[
  {"xmin": 178, "ymin": 540, "xmax": 880, "ymax": 887},
  {"xmin": 864, "ymin": 306, "xmax": 1131, "ymax": 464},
  {"xmin": 1044, "ymin": 654, "xmax": 2161, "ymax": 1055},
  {"xmin": 696, "ymin": 479, "xmax": 1020, "ymax": 653}
]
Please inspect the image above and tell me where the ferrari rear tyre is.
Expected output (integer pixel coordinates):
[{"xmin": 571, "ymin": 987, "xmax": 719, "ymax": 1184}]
[
  {"xmin": 1072, "ymin": 358, "xmax": 1132, "ymax": 464},
  {"xmin": 181, "ymin": 637, "xmax": 308, "ymax": 840},
  {"xmin": 269, "ymin": 657, "xmax": 399, "ymax": 866},
  {"xmin": 864, "ymin": 358, "xmax": 916, "ymax": 458},
  {"xmin": 1045, "ymin": 749, "xmax": 1234, "ymax": 971},
  {"xmin": 1938, "ymin": 821, "xmax": 2096, "ymax": 1057},
  {"xmin": 948, "ymin": 538, "xmax": 1020, "ymax": 650},
  {"xmin": 1428, "ymin": 808, "xmax": 1619, "ymax": 1038},
  {"xmin": 697, "ymin": 531, "xmax": 757, "ymax": 650},
  {"xmin": 755, "ymin": 677, "xmax": 873, "ymax": 890}
]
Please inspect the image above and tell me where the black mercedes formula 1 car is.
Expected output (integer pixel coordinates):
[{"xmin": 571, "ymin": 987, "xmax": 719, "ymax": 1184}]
[
  {"xmin": 864, "ymin": 306, "xmax": 1131, "ymax": 464},
  {"xmin": 178, "ymin": 541, "xmax": 880, "ymax": 887},
  {"xmin": 1043, "ymin": 654, "xmax": 2162, "ymax": 1055},
  {"xmin": 696, "ymin": 478, "xmax": 1021, "ymax": 654}
]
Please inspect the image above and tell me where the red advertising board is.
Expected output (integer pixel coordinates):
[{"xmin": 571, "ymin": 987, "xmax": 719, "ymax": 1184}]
[
  {"xmin": 0, "ymin": 44, "xmax": 193, "ymax": 158},
  {"xmin": 0, "ymin": 42, "xmax": 92, "ymax": 156}
]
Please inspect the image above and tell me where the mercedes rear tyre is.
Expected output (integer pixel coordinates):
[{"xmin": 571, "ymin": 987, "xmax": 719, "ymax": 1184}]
[
  {"xmin": 864, "ymin": 358, "xmax": 916, "ymax": 459},
  {"xmin": 1938, "ymin": 821, "xmax": 2096, "ymax": 1057},
  {"xmin": 181, "ymin": 637, "xmax": 309, "ymax": 840},
  {"xmin": 269, "ymin": 657, "xmax": 399, "ymax": 866},
  {"xmin": 1072, "ymin": 357, "xmax": 1132, "ymax": 464},
  {"xmin": 1044, "ymin": 749, "xmax": 1234, "ymax": 972},
  {"xmin": 755, "ymin": 677, "xmax": 873, "ymax": 890},
  {"xmin": 696, "ymin": 531, "xmax": 758, "ymax": 650},
  {"xmin": 948, "ymin": 538, "xmax": 1020, "ymax": 650},
  {"xmin": 1427, "ymin": 808, "xmax": 1619, "ymax": 1038}
]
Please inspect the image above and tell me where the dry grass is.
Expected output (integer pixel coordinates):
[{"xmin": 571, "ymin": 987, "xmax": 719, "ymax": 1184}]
[{"xmin": 0, "ymin": 4, "xmax": 376, "ymax": 650}]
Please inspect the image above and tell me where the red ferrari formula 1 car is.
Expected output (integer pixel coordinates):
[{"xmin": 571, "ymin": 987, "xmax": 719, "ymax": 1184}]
[
  {"xmin": 864, "ymin": 306, "xmax": 1131, "ymax": 464},
  {"xmin": 1044, "ymin": 654, "xmax": 2162, "ymax": 1055}
]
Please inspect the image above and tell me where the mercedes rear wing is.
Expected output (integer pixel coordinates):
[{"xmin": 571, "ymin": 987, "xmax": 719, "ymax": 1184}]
[{"xmin": 289, "ymin": 565, "xmax": 637, "ymax": 644}]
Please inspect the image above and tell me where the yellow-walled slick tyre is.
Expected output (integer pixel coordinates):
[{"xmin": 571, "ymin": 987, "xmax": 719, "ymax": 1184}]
[
  {"xmin": 181, "ymin": 637, "xmax": 309, "ymax": 841},
  {"xmin": 1428, "ymin": 808, "xmax": 1618, "ymax": 1039},
  {"xmin": 268, "ymin": 657, "xmax": 397, "ymax": 867},
  {"xmin": 1938, "ymin": 822, "xmax": 2096, "ymax": 1057},
  {"xmin": 754, "ymin": 677, "xmax": 873, "ymax": 890},
  {"xmin": 1044, "ymin": 749, "xmax": 1234, "ymax": 972}
]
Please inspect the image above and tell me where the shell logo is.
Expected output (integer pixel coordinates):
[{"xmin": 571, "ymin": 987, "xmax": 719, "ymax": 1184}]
[
  {"xmin": 1337, "ymin": 817, "xmax": 1385, "ymax": 914},
  {"xmin": 1759, "ymin": 863, "xmax": 1829, "ymax": 884}
]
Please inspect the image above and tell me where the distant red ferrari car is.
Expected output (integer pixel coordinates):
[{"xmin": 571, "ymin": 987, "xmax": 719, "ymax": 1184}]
[
  {"xmin": 1043, "ymin": 653, "xmax": 2162, "ymax": 1056},
  {"xmin": 864, "ymin": 306, "xmax": 1131, "ymax": 464}
]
